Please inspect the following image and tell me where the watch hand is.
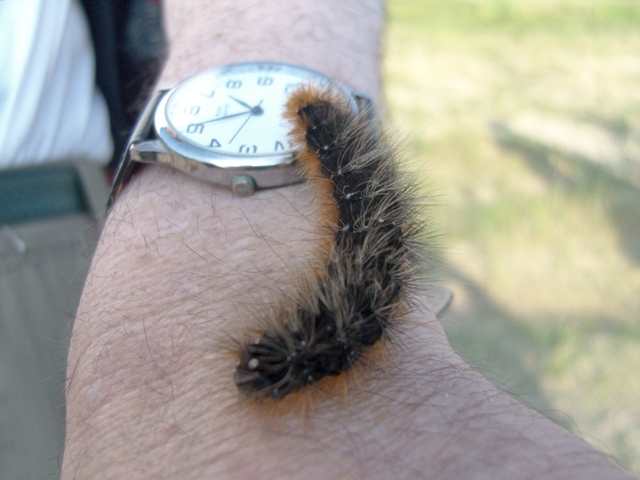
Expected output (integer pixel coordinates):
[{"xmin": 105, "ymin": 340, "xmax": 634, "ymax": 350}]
[
  {"xmin": 229, "ymin": 95, "xmax": 265, "ymax": 116},
  {"xmin": 229, "ymin": 100, "xmax": 264, "ymax": 144},
  {"xmin": 229, "ymin": 113, "xmax": 254, "ymax": 144},
  {"xmin": 250, "ymin": 104, "xmax": 264, "ymax": 116},
  {"xmin": 228, "ymin": 95, "xmax": 253, "ymax": 110},
  {"xmin": 199, "ymin": 109, "xmax": 252, "ymax": 125}
]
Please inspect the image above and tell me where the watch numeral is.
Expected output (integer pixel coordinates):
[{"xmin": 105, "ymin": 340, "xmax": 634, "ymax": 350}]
[
  {"xmin": 201, "ymin": 90, "xmax": 215, "ymax": 98},
  {"xmin": 209, "ymin": 139, "xmax": 221, "ymax": 148},
  {"xmin": 239, "ymin": 145, "xmax": 257, "ymax": 154},
  {"xmin": 187, "ymin": 123, "xmax": 204, "ymax": 134},
  {"xmin": 257, "ymin": 76, "xmax": 274, "ymax": 86},
  {"xmin": 183, "ymin": 106, "xmax": 201, "ymax": 115},
  {"xmin": 257, "ymin": 65, "xmax": 282, "ymax": 72},
  {"xmin": 274, "ymin": 141, "xmax": 285, "ymax": 152},
  {"xmin": 284, "ymin": 82, "xmax": 300, "ymax": 93},
  {"xmin": 216, "ymin": 104, "xmax": 230, "ymax": 117},
  {"xmin": 226, "ymin": 80, "xmax": 242, "ymax": 89}
]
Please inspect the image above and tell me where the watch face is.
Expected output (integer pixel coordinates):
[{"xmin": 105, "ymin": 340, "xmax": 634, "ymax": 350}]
[{"xmin": 161, "ymin": 62, "xmax": 334, "ymax": 157}]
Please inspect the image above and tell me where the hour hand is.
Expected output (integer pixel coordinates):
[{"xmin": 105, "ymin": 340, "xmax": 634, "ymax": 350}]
[
  {"xmin": 229, "ymin": 95, "xmax": 264, "ymax": 116},
  {"xmin": 228, "ymin": 95, "xmax": 253, "ymax": 110}
]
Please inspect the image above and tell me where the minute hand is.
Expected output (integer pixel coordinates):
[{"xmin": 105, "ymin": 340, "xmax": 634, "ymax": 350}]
[{"xmin": 198, "ymin": 109, "xmax": 252, "ymax": 125}]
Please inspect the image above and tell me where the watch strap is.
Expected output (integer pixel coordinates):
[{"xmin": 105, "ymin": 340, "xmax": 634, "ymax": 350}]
[{"xmin": 107, "ymin": 88, "xmax": 168, "ymax": 208}]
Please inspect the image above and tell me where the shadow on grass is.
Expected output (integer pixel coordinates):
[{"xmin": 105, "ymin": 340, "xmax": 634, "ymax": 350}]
[
  {"xmin": 439, "ymin": 266, "xmax": 581, "ymax": 432},
  {"xmin": 491, "ymin": 121, "xmax": 640, "ymax": 265}
]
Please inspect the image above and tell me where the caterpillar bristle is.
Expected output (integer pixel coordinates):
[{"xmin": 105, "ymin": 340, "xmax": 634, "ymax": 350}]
[{"xmin": 234, "ymin": 84, "xmax": 426, "ymax": 400}]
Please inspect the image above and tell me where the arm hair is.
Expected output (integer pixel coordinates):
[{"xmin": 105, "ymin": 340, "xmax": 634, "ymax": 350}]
[{"xmin": 62, "ymin": 1, "xmax": 630, "ymax": 478}]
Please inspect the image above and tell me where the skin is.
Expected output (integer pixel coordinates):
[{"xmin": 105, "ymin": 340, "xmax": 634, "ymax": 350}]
[{"xmin": 62, "ymin": 1, "xmax": 632, "ymax": 478}]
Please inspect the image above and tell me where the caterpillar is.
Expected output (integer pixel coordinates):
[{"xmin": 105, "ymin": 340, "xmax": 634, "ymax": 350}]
[{"xmin": 234, "ymin": 85, "xmax": 424, "ymax": 400}]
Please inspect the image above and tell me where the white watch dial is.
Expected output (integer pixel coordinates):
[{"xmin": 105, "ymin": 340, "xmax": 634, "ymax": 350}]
[{"xmin": 163, "ymin": 63, "xmax": 331, "ymax": 156}]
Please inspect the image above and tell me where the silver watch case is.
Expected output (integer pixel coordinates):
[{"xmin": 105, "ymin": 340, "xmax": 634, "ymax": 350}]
[{"xmin": 123, "ymin": 62, "xmax": 371, "ymax": 198}]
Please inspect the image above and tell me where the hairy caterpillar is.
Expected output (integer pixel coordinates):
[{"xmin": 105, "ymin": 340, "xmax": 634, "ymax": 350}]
[{"xmin": 234, "ymin": 85, "xmax": 425, "ymax": 400}]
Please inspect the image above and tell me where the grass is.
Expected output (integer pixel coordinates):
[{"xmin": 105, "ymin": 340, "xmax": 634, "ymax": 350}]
[{"xmin": 384, "ymin": 0, "xmax": 640, "ymax": 475}]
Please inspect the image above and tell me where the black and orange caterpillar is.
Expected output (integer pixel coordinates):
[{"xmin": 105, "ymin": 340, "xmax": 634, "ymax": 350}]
[{"xmin": 235, "ymin": 85, "xmax": 425, "ymax": 399}]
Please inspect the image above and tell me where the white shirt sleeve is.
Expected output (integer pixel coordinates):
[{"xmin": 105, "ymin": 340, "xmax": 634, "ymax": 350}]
[{"xmin": 0, "ymin": 0, "xmax": 113, "ymax": 169}]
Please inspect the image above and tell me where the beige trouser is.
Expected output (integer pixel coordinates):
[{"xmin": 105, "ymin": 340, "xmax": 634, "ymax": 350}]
[{"xmin": 0, "ymin": 164, "xmax": 107, "ymax": 480}]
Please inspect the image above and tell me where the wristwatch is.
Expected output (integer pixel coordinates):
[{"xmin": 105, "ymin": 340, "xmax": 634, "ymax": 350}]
[
  {"xmin": 108, "ymin": 61, "xmax": 372, "ymax": 207},
  {"xmin": 107, "ymin": 61, "xmax": 454, "ymax": 319}
]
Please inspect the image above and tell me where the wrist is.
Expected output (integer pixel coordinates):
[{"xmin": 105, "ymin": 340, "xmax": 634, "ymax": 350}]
[{"xmin": 67, "ymin": 164, "xmax": 452, "ymax": 477}]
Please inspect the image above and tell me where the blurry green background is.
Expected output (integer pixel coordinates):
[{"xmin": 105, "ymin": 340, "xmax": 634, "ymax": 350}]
[{"xmin": 384, "ymin": 0, "xmax": 640, "ymax": 474}]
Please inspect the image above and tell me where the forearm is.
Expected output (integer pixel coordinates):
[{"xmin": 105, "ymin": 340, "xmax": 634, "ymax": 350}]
[
  {"xmin": 157, "ymin": 0, "xmax": 382, "ymax": 98},
  {"xmin": 62, "ymin": 1, "xmax": 629, "ymax": 478}
]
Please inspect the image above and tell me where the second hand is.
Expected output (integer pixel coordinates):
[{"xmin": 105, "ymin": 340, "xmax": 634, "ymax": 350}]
[{"xmin": 229, "ymin": 100, "xmax": 263, "ymax": 144}]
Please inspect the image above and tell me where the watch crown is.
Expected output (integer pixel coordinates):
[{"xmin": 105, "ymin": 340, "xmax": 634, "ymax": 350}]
[{"xmin": 231, "ymin": 174, "xmax": 257, "ymax": 196}]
